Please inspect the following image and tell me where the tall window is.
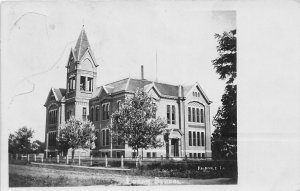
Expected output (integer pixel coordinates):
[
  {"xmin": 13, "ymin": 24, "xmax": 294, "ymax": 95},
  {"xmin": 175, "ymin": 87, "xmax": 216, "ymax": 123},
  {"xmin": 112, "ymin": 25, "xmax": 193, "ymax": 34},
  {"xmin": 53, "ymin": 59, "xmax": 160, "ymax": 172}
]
[
  {"xmin": 196, "ymin": 108, "xmax": 200, "ymax": 122},
  {"xmin": 200, "ymin": 109, "xmax": 204, "ymax": 123},
  {"xmin": 192, "ymin": 108, "xmax": 195, "ymax": 122},
  {"xmin": 201, "ymin": 132, "xmax": 205, "ymax": 146},
  {"xmin": 80, "ymin": 76, "xmax": 86, "ymax": 91},
  {"xmin": 167, "ymin": 105, "xmax": 170, "ymax": 124},
  {"xmin": 90, "ymin": 107, "xmax": 94, "ymax": 121},
  {"xmin": 189, "ymin": 131, "xmax": 192, "ymax": 146},
  {"xmin": 48, "ymin": 132, "xmax": 57, "ymax": 146},
  {"xmin": 171, "ymin": 105, "xmax": 175, "ymax": 124},
  {"xmin": 49, "ymin": 110, "xmax": 57, "ymax": 124},
  {"xmin": 105, "ymin": 129, "xmax": 110, "ymax": 146},
  {"xmin": 167, "ymin": 105, "xmax": 175, "ymax": 124},
  {"xmin": 188, "ymin": 107, "xmax": 191, "ymax": 122},
  {"xmin": 69, "ymin": 76, "xmax": 75, "ymax": 91},
  {"xmin": 197, "ymin": 132, "xmax": 200, "ymax": 146},
  {"xmin": 102, "ymin": 130, "xmax": 105, "ymax": 146},
  {"xmin": 193, "ymin": 132, "xmax": 196, "ymax": 146},
  {"xmin": 117, "ymin": 101, "xmax": 120, "ymax": 111},
  {"xmin": 87, "ymin": 77, "xmax": 93, "ymax": 91},
  {"xmin": 67, "ymin": 110, "xmax": 72, "ymax": 120},
  {"xmin": 95, "ymin": 106, "xmax": 99, "ymax": 121},
  {"xmin": 82, "ymin": 107, "xmax": 87, "ymax": 121},
  {"xmin": 102, "ymin": 103, "xmax": 110, "ymax": 120}
]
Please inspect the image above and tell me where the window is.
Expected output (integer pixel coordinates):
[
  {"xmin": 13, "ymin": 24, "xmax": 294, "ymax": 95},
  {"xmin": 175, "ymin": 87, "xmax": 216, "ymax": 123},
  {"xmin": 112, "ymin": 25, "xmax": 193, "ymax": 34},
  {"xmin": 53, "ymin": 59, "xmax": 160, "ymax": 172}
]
[
  {"xmin": 194, "ymin": 153, "xmax": 197, "ymax": 158},
  {"xmin": 167, "ymin": 105, "xmax": 170, "ymax": 124},
  {"xmin": 198, "ymin": 153, "xmax": 201, "ymax": 158},
  {"xmin": 105, "ymin": 129, "xmax": 110, "ymax": 146},
  {"xmin": 68, "ymin": 77, "xmax": 75, "ymax": 91},
  {"xmin": 188, "ymin": 106, "xmax": 204, "ymax": 124},
  {"xmin": 95, "ymin": 106, "xmax": 99, "ymax": 121},
  {"xmin": 193, "ymin": 132, "xmax": 196, "ymax": 146},
  {"xmin": 146, "ymin": 152, "xmax": 151, "ymax": 158},
  {"xmin": 49, "ymin": 110, "xmax": 57, "ymax": 124},
  {"xmin": 167, "ymin": 105, "xmax": 175, "ymax": 124},
  {"xmin": 192, "ymin": 108, "xmax": 195, "ymax": 122},
  {"xmin": 48, "ymin": 132, "xmax": 57, "ymax": 146},
  {"xmin": 102, "ymin": 130, "xmax": 105, "ymax": 146},
  {"xmin": 102, "ymin": 103, "xmax": 110, "ymax": 120},
  {"xmin": 152, "ymin": 152, "xmax": 157, "ymax": 158},
  {"xmin": 197, "ymin": 132, "xmax": 200, "ymax": 146},
  {"xmin": 82, "ymin": 107, "xmax": 86, "ymax": 121},
  {"xmin": 188, "ymin": 107, "xmax": 191, "ymax": 122},
  {"xmin": 189, "ymin": 131, "xmax": 192, "ymax": 146},
  {"xmin": 87, "ymin": 77, "xmax": 93, "ymax": 91},
  {"xmin": 80, "ymin": 76, "xmax": 86, "ymax": 91},
  {"xmin": 116, "ymin": 152, "xmax": 121, "ymax": 158},
  {"xmin": 117, "ymin": 133, "xmax": 122, "ymax": 145},
  {"xmin": 95, "ymin": 131, "xmax": 99, "ymax": 148},
  {"xmin": 201, "ymin": 132, "xmax": 205, "ymax": 146},
  {"xmin": 67, "ymin": 110, "xmax": 72, "ymax": 120},
  {"xmin": 171, "ymin": 105, "xmax": 175, "ymax": 124},
  {"xmin": 200, "ymin": 109, "xmax": 204, "ymax": 123},
  {"xmin": 90, "ymin": 107, "xmax": 94, "ymax": 121},
  {"xmin": 117, "ymin": 101, "xmax": 121, "ymax": 111},
  {"xmin": 189, "ymin": 153, "xmax": 192, "ymax": 158},
  {"xmin": 202, "ymin": 153, "xmax": 205, "ymax": 158},
  {"xmin": 196, "ymin": 108, "xmax": 200, "ymax": 122}
]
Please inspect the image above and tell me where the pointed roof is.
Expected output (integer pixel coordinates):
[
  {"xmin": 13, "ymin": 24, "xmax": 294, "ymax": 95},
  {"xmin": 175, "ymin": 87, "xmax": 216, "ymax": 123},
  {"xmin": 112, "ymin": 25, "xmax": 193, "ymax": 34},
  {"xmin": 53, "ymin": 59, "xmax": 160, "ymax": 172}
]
[{"xmin": 73, "ymin": 27, "xmax": 91, "ymax": 61}]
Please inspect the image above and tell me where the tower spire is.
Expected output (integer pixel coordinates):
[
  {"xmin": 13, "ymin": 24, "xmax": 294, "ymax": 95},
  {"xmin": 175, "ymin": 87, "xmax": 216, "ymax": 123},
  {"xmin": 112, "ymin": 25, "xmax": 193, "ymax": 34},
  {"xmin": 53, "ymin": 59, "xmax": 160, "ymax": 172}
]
[{"xmin": 73, "ymin": 27, "xmax": 90, "ymax": 61}]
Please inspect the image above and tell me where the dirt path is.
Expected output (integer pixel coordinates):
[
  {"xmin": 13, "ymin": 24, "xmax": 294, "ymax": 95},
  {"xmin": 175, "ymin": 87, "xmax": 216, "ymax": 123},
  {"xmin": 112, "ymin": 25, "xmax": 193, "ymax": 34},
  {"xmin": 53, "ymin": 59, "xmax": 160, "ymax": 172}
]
[{"xmin": 9, "ymin": 164, "xmax": 233, "ymax": 186}]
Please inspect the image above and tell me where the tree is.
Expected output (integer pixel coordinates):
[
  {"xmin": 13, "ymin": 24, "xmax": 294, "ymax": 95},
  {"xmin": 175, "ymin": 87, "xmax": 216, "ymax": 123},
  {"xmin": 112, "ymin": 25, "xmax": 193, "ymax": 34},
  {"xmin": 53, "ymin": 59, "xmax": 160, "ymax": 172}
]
[
  {"xmin": 111, "ymin": 88, "xmax": 168, "ymax": 156},
  {"xmin": 31, "ymin": 140, "xmax": 45, "ymax": 153},
  {"xmin": 8, "ymin": 126, "xmax": 35, "ymax": 154},
  {"xmin": 211, "ymin": 29, "xmax": 237, "ymax": 160},
  {"xmin": 57, "ymin": 116, "xmax": 96, "ymax": 160}
]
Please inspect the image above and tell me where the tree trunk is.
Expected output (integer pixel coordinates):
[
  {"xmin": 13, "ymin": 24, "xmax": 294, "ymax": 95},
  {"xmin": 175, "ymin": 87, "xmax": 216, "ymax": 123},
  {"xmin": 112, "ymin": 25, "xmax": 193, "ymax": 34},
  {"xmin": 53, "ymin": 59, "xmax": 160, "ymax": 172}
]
[{"xmin": 72, "ymin": 148, "xmax": 75, "ymax": 163}]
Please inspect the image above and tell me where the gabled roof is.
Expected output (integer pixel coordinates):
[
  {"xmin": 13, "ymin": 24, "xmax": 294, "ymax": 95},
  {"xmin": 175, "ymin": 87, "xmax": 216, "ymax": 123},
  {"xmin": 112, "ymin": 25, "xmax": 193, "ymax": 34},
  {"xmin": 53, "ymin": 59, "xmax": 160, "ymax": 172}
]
[
  {"xmin": 44, "ymin": 88, "xmax": 66, "ymax": 106},
  {"xmin": 73, "ymin": 27, "xmax": 90, "ymax": 61}
]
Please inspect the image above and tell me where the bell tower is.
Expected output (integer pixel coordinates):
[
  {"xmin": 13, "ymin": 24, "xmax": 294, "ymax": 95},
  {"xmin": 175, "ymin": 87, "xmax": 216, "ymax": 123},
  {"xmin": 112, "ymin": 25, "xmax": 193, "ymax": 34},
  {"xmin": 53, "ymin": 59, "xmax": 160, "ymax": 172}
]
[{"xmin": 65, "ymin": 26, "xmax": 98, "ymax": 121}]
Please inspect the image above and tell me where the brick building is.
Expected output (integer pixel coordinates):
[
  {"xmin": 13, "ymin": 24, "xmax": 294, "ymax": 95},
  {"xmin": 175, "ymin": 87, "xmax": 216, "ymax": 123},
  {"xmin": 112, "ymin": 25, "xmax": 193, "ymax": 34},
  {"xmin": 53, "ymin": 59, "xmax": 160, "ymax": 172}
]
[{"xmin": 44, "ymin": 28, "xmax": 212, "ymax": 159}]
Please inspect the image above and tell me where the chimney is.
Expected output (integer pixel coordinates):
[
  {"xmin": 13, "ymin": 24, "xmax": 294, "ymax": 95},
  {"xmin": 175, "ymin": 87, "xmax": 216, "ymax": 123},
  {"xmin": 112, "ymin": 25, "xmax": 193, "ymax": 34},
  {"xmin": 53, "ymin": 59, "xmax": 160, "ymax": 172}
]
[{"xmin": 141, "ymin": 65, "xmax": 144, "ymax": 80}]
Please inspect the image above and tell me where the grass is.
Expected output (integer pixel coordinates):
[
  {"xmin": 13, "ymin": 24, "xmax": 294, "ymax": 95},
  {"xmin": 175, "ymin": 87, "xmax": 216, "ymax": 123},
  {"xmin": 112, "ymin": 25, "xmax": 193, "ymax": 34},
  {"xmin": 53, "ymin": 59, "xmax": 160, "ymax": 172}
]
[{"xmin": 9, "ymin": 173, "xmax": 118, "ymax": 187}]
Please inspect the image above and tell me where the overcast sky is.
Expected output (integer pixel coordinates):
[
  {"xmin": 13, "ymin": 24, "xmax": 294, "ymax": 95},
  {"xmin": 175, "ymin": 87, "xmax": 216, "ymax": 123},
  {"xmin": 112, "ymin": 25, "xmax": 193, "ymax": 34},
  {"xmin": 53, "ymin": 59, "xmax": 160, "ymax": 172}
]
[{"xmin": 2, "ymin": 1, "xmax": 235, "ymax": 141}]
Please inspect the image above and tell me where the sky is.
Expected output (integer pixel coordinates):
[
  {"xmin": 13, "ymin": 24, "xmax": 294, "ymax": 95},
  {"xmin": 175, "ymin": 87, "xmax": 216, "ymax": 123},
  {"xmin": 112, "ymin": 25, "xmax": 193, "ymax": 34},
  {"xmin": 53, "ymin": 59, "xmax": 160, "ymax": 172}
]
[{"xmin": 1, "ymin": 1, "xmax": 235, "ymax": 141}]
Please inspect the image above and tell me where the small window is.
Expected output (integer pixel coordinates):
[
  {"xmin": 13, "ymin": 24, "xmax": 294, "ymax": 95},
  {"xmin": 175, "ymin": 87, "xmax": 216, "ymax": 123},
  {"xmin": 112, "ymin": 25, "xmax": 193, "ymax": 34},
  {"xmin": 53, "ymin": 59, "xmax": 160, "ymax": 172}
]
[
  {"xmin": 198, "ymin": 153, "xmax": 201, "ymax": 158},
  {"xmin": 152, "ymin": 152, "xmax": 157, "ymax": 158},
  {"xmin": 116, "ymin": 152, "xmax": 121, "ymax": 158},
  {"xmin": 189, "ymin": 153, "xmax": 192, "ymax": 158},
  {"xmin": 147, "ymin": 152, "xmax": 151, "ymax": 158},
  {"xmin": 194, "ymin": 153, "xmax": 197, "ymax": 158},
  {"xmin": 202, "ymin": 153, "xmax": 205, "ymax": 158}
]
